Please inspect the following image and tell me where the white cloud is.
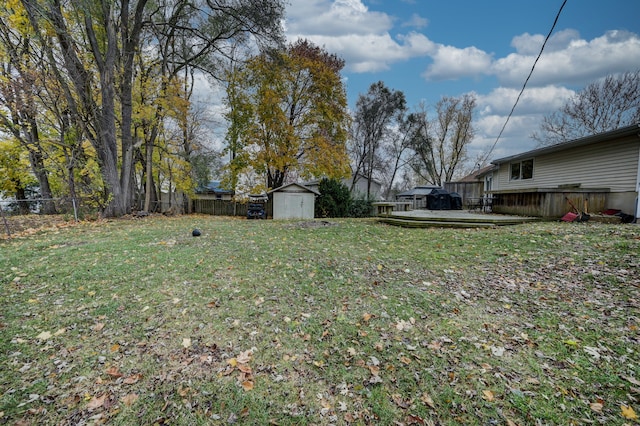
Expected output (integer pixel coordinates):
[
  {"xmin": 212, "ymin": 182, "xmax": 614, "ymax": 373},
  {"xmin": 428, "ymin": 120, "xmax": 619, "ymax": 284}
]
[
  {"xmin": 511, "ymin": 29, "xmax": 581, "ymax": 55},
  {"xmin": 402, "ymin": 13, "xmax": 429, "ymax": 29},
  {"xmin": 470, "ymin": 114, "xmax": 543, "ymax": 159},
  {"xmin": 286, "ymin": 0, "xmax": 392, "ymax": 37},
  {"xmin": 299, "ymin": 32, "xmax": 434, "ymax": 72},
  {"xmin": 477, "ymin": 85, "xmax": 575, "ymax": 116},
  {"xmin": 494, "ymin": 30, "xmax": 640, "ymax": 87},
  {"xmin": 422, "ymin": 45, "xmax": 493, "ymax": 80},
  {"xmin": 286, "ymin": 0, "xmax": 433, "ymax": 72}
]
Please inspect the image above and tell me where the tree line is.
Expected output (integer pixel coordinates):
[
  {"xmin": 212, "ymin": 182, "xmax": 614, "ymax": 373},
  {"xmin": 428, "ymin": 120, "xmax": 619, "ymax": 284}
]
[{"xmin": 0, "ymin": 0, "xmax": 284, "ymax": 217}]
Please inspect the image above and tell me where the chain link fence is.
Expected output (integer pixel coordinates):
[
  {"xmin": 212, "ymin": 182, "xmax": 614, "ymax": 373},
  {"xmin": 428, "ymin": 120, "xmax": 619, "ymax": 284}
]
[{"xmin": 0, "ymin": 198, "xmax": 82, "ymax": 238}]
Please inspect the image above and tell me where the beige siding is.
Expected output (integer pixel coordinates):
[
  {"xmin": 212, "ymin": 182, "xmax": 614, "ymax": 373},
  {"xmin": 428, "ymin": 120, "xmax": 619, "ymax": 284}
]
[{"xmin": 496, "ymin": 137, "xmax": 639, "ymax": 192}]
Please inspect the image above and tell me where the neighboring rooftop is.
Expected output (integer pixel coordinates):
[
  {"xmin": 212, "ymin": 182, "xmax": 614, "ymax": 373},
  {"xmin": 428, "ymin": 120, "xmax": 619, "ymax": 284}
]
[{"xmin": 195, "ymin": 181, "xmax": 234, "ymax": 195}]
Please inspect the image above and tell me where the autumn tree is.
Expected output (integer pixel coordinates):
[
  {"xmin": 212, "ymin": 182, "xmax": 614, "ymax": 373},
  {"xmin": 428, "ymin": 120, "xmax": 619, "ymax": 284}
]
[
  {"xmin": 0, "ymin": 137, "xmax": 37, "ymax": 213},
  {"xmin": 15, "ymin": 0, "xmax": 284, "ymax": 217},
  {"xmin": 533, "ymin": 70, "xmax": 640, "ymax": 146},
  {"xmin": 224, "ymin": 39, "xmax": 351, "ymax": 191},
  {"xmin": 0, "ymin": 7, "xmax": 58, "ymax": 213},
  {"xmin": 349, "ymin": 81, "xmax": 406, "ymax": 200},
  {"xmin": 409, "ymin": 94, "xmax": 476, "ymax": 186}
]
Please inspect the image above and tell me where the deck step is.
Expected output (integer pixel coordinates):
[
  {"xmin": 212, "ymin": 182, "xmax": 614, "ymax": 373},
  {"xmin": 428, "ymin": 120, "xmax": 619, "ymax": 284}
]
[{"xmin": 379, "ymin": 218, "xmax": 497, "ymax": 228}]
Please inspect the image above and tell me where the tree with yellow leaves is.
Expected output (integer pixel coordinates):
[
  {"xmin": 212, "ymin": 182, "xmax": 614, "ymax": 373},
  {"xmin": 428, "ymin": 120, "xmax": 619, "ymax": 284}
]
[{"xmin": 224, "ymin": 39, "xmax": 351, "ymax": 191}]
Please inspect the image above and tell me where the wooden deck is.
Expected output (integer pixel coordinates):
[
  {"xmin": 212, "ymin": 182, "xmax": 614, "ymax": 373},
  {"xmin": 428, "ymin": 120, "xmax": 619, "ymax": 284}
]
[{"xmin": 377, "ymin": 210, "xmax": 540, "ymax": 228}]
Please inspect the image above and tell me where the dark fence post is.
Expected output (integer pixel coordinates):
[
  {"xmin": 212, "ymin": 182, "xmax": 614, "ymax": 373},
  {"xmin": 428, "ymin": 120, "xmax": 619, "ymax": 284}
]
[{"xmin": 0, "ymin": 203, "xmax": 11, "ymax": 238}]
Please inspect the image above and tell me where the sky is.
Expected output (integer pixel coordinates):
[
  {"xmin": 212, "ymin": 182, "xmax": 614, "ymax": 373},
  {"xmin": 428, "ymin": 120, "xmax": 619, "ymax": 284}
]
[{"xmin": 283, "ymin": 0, "xmax": 640, "ymax": 162}]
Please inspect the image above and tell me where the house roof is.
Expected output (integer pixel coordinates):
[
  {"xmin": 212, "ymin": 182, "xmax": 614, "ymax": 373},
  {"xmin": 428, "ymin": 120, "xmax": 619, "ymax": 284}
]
[
  {"xmin": 491, "ymin": 123, "xmax": 640, "ymax": 165},
  {"xmin": 455, "ymin": 165, "xmax": 497, "ymax": 182},
  {"xmin": 303, "ymin": 173, "xmax": 382, "ymax": 187},
  {"xmin": 396, "ymin": 185, "xmax": 443, "ymax": 197},
  {"xmin": 268, "ymin": 182, "xmax": 320, "ymax": 195},
  {"xmin": 196, "ymin": 180, "xmax": 234, "ymax": 195}
]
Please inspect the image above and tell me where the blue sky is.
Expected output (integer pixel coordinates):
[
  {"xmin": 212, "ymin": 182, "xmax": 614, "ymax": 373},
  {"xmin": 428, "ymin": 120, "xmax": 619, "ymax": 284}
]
[{"xmin": 284, "ymin": 0, "xmax": 640, "ymax": 161}]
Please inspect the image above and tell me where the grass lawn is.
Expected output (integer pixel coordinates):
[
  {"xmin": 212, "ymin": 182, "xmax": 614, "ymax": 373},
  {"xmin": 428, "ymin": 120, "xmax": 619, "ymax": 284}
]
[{"xmin": 1, "ymin": 215, "xmax": 639, "ymax": 425}]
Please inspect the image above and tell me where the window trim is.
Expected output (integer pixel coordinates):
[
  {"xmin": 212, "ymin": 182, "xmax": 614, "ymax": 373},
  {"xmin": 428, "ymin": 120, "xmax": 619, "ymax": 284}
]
[{"xmin": 509, "ymin": 158, "xmax": 534, "ymax": 181}]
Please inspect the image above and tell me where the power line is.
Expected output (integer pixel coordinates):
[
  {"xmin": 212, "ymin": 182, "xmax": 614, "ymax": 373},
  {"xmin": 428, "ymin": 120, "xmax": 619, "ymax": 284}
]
[{"xmin": 480, "ymin": 0, "xmax": 568, "ymax": 165}]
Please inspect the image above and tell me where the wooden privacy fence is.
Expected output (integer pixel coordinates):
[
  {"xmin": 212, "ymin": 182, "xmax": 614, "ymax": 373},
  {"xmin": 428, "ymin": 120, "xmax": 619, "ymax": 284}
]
[{"xmin": 191, "ymin": 199, "xmax": 273, "ymax": 217}]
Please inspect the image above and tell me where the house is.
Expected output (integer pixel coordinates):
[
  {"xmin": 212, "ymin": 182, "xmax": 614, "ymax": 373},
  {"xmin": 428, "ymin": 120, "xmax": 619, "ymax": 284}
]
[
  {"xmin": 194, "ymin": 181, "xmax": 235, "ymax": 201},
  {"xmin": 347, "ymin": 174, "xmax": 383, "ymax": 200},
  {"xmin": 486, "ymin": 123, "xmax": 640, "ymax": 220},
  {"xmin": 268, "ymin": 183, "xmax": 319, "ymax": 220},
  {"xmin": 304, "ymin": 174, "xmax": 383, "ymax": 200}
]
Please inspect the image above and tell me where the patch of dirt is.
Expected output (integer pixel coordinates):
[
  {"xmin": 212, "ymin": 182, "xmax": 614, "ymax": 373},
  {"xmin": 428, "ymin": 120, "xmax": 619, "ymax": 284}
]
[
  {"xmin": 0, "ymin": 214, "xmax": 76, "ymax": 239},
  {"xmin": 288, "ymin": 220, "xmax": 340, "ymax": 229}
]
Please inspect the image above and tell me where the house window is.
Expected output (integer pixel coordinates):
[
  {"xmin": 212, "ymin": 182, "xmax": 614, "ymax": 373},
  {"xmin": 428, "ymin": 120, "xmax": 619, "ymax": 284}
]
[{"xmin": 510, "ymin": 159, "xmax": 533, "ymax": 180}]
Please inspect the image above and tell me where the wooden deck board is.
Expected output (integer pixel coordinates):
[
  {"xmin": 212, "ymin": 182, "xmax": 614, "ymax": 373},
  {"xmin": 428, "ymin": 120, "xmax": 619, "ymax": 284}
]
[{"xmin": 377, "ymin": 210, "xmax": 539, "ymax": 228}]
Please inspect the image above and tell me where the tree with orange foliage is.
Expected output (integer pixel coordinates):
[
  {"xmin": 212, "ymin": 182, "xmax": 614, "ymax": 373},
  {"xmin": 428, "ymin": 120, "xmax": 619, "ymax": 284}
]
[{"xmin": 224, "ymin": 40, "xmax": 351, "ymax": 191}]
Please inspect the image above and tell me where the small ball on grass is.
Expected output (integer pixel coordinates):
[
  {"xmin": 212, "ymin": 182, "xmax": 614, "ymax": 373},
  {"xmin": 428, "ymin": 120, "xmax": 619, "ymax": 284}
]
[{"xmin": 192, "ymin": 229, "xmax": 201, "ymax": 237}]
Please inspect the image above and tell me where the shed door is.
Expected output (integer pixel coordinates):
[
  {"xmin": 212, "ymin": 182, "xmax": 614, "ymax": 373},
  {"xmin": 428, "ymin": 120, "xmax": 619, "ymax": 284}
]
[{"xmin": 283, "ymin": 194, "xmax": 304, "ymax": 219}]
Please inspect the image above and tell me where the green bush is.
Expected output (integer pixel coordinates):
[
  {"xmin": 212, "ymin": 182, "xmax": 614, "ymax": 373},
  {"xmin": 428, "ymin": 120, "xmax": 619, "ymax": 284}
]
[
  {"xmin": 315, "ymin": 178, "xmax": 351, "ymax": 217},
  {"xmin": 348, "ymin": 198, "xmax": 373, "ymax": 218}
]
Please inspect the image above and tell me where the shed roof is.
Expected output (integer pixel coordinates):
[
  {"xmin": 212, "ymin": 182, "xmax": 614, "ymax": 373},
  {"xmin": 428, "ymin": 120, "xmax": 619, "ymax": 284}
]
[
  {"xmin": 268, "ymin": 182, "xmax": 320, "ymax": 195},
  {"xmin": 492, "ymin": 123, "xmax": 640, "ymax": 165}
]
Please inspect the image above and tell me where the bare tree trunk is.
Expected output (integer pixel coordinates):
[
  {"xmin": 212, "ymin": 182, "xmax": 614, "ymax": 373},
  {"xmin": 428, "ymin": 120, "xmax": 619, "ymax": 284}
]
[{"xmin": 144, "ymin": 139, "xmax": 153, "ymax": 212}]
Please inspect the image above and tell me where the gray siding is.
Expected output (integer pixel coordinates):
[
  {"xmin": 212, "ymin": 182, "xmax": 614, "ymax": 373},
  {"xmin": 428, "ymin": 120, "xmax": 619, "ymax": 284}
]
[{"xmin": 495, "ymin": 136, "xmax": 639, "ymax": 192}]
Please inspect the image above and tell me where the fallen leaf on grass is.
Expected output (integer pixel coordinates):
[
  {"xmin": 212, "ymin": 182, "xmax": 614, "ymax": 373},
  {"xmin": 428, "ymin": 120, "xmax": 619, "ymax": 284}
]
[
  {"xmin": 406, "ymin": 414, "xmax": 427, "ymax": 425},
  {"xmin": 123, "ymin": 374, "xmax": 142, "ymax": 384},
  {"xmin": 236, "ymin": 350, "xmax": 252, "ymax": 364},
  {"xmin": 237, "ymin": 364, "xmax": 252, "ymax": 374},
  {"xmin": 420, "ymin": 392, "xmax": 435, "ymax": 409},
  {"xmin": 399, "ymin": 356, "xmax": 412, "ymax": 365},
  {"xmin": 490, "ymin": 346, "xmax": 505, "ymax": 357},
  {"xmin": 87, "ymin": 394, "xmax": 107, "ymax": 410},
  {"xmin": 482, "ymin": 390, "xmax": 495, "ymax": 402},
  {"xmin": 625, "ymin": 376, "xmax": 640, "ymax": 386},
  {"xmin": 105, "ymin": 366, "xmax": 123, "ymax": 378},
  {"xmin": 369, "ymin": 375, "xmax": 383, "ymax": 384},
  {"xmin": 121, "ymin": 393, "xmax": 139, "ymax": 406},
  {"xmin": 590, "ymin": 402, "xmax": 603, "ymax": 413},
  {"xmin": 583, "ymin": 346, "xmax": 600, "ymax": 359},
  {"xmin": 182, "ymin": 338, "xmax": 192, "ymax": 349},
  {"xmin": 93, "ymin": 323, "xmax": 105, "ymax": 332},
  {"xmin": 178, "ymin": 385, "xmax": 190, "ymax": 397},
  {"xmin": 427, "ymin": 341, "xmax": 442, "ymax": 351},
  {"xmin": 391, "ymin": 393, "xmax": 410, "ymax": 409},
  {"xmin": 241, "ymin": 380, "xmax": 254, "ymax": 391},
  {"xmin": 621, "ymin": 405, "xmax": 637, "ymax": 420},
  {"xmin": 36, "ymin": 331, "xmax": 52, "ymax": 340}
]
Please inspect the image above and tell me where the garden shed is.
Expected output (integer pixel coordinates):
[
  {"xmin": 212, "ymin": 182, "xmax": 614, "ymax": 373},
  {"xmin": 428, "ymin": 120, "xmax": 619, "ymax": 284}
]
[{"xmin": 268, "ymin": 183, "xmax": 319, "ymax": 220}]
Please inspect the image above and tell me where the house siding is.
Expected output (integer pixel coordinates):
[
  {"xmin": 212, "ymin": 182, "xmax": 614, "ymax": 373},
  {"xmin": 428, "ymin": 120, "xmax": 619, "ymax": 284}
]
[{"xmin": 495, "ymin": 136, "xmax": 639, "ymax": 192}]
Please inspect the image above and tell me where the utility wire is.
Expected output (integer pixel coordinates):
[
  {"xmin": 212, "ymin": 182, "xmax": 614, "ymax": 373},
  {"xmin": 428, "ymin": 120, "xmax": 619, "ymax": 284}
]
[{"xmin": 480, "ymin": 0, "xmax": 568, "ymax": 166}]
